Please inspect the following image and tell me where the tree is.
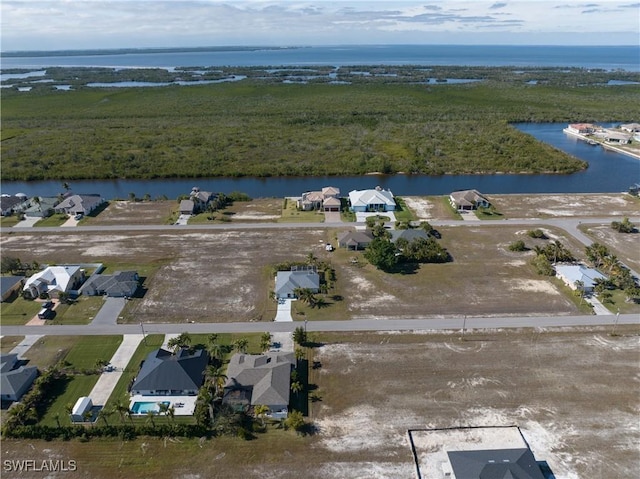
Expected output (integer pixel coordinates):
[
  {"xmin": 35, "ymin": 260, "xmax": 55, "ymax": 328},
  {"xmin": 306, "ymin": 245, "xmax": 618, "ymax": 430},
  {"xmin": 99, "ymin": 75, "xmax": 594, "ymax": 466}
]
[
  {"xmin": 57, "ymin": 291, "xmax": 70, "ymax": 304},
  {"xmin": 62, "ymin": 182, "xmax": 71, "ymax": 192},
  {"xmin": 207, "ymin": 333, "xmax": 219, "ymax": 346},
  {"xmin": 97, "ymin": 408, "xmax": 112, "ymax": 426},
  {"xmin": 574, "ymin": 280, "xmax": 585, "ymax": 304},
  {"xmin": 83, "ymin": 409, "xmax": 93, "ymax": 424},
  {"xmin": 0, "ymin": 256, "xmax": 21, "ymax": 274},
  {"xmin": 206, "ymin": 365, "xmax": 227, "ymax": 398},
  {"xmin": 207, "ymin": 343, "xmax": 225, "ymax": 364},
  {"xmin": 292, "ymin": 326, "xmax": 307, "ymax": 346},
  {"xmin": 254, "ymin": 404, "xmax": 270, "ymax": 427},
  {"xmin": 364, "ymin": 237, "xmax": 398, "ymax": 271},
  {"xmin": 306, "ymin": 252, "xmax": 317, "ymax": 265},
  {"xmin": 284, "ymin": 410, "xmax": 305, "ymax": 433},
  {"xmin": 290, "ymin": 381, "xmax": 303, "ymax": 394},
  {"xmin": 585, "ymin": 243, "xmax": 609, "ymax": 268},
  {"xmin": 233, "ymin": 338, "xmax": 249, "ymax": 354},
  {"xmin": 167, "ymin": 332, "xmax": 191, "ymax": 353},
  {"xmin": 611, "ymin": 217, "xmax": 635, "ymax": 233},
  {"xmin": 145, "ymin": 410, "xmax": 156, "ymax": 427},
  {"xmin": 295, "ymin": 347, "xmax": 306, "ymax": 361},
  {"xmin": 509, "ymin": 240, "xmax": 527, "ymax": 252},
  {"xmin": 260, "ymin": 332, "xmax": 272, "ymax": 352}
]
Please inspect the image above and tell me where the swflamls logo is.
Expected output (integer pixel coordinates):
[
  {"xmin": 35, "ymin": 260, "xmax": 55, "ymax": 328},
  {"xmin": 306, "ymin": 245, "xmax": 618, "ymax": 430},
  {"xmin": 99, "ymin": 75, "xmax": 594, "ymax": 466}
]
[{"xmin": 3, "ymin": 459, "xmax": 77, "ymax": 472}]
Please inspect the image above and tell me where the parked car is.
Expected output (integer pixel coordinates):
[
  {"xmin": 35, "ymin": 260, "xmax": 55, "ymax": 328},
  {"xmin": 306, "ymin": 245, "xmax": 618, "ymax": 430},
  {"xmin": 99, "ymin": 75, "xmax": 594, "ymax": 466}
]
[
  {"xmin": 42, "ymin": 301, "xmax": 54, "ymax": 309},
  {"xmin": 325, "ymin": 244, "xmax": 334, "ymax": 251},
  {"xmin": 38, "ymin": 308, "xmax": 54, "ymax": 320},
  {"xmin": 74, "ymin": 213, "xmax": 84, "ymax": 220}
]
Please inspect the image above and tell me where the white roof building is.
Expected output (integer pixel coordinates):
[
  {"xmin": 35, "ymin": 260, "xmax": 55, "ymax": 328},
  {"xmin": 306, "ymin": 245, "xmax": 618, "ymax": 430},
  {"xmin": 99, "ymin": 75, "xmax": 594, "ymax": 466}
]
[
  {"xmin": 555, "ymin": 264, "xmax": 607, "ymax": 292},
  {"xmin": 348, "ymin": 187, "xmax": 396, "ymax": 212},
  {"xmin": 23, "ymin": 265, "xmax": 83, "ymax": 298}
]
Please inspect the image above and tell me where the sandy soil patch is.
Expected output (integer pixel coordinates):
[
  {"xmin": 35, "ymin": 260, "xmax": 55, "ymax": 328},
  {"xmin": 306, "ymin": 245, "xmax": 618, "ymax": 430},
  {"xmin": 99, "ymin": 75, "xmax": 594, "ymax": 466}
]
[
  {"xmin": 402, "ymin": 196, "xmax": 434, "ymax": 220},
  {"xmin": 87, "ymin": 200, "xmax": 176, "ymax": 225},
  {"xmin": 506, "ymin": 279, "xmax": 561, "ymax": 295},
  {"xmin": 490, "ymin": 193, "xmax": 640, "ymax": 219}
]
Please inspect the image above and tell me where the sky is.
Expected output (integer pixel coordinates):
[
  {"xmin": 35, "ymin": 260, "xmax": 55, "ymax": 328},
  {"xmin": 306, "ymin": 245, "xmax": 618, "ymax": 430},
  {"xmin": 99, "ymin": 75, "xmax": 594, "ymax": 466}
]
[{"xmin": 1, "ymin": 1, "xmax": 638, "ymax": 51}]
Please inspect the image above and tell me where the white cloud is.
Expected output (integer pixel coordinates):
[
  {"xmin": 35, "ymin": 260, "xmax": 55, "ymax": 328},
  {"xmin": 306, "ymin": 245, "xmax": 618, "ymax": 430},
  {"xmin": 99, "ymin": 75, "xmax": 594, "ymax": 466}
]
[{"xmin": 1, "ymin": 1, "xmax": 638, "ymax": 50}]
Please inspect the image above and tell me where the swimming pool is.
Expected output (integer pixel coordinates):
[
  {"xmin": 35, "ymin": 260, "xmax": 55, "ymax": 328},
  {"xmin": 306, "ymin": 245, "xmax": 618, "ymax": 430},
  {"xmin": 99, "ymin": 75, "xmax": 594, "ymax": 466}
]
[{"xmin": 130, "ymin": 401, "xmax": 170, "ymax": 414}]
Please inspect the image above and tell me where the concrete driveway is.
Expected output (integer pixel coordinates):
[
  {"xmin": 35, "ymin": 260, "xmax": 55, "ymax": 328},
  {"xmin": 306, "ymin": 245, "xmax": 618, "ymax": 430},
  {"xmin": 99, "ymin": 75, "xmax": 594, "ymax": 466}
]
[
  {"xmin": 88, "ymin": 334, "xmax": 144, "ymax": 406},
  {"xmin": 355, "ymin": 211, "xmax": 397, "ymax": 224},
  {"xmin": 274, "ymin": 298, "xmax": 294, "ymax": 322},
  {"xmin": 90, "ymin": 297, "xmax": 127, "ymax": 325},
  {"xmin": 9, "ymin": 335, "xmax": 44, "ymax": 358},
  {"xmin": 175, "ymin": 214, "xmax": 190, "ymax": 225},
  {"xmin": 323, "ymin": 210, "xmax": 342, "ymax": 223},
  {"xmin": 13, "ymin": 217, "xmax": 40, "ymax": 228}
]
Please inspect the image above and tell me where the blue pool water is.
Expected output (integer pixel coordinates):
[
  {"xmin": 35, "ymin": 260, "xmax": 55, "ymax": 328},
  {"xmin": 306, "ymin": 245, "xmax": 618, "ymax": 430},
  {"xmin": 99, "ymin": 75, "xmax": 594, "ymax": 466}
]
[{"xmin": 131, "ymin": 401, "xmax": 170, "ymax": 414}]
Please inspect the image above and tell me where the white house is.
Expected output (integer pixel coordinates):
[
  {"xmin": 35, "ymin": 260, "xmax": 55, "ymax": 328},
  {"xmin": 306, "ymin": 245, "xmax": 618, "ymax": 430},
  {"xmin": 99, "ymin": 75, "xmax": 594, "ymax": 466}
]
[
  {"xmin": 555, "ymin": 264, "xmax": 607, "ymax": 293},
  {"xmin": 23, "ymin": 265, "xmax": 85, "ymax": 299},
  {"xmin": 348, "ymin": 187, "xmax": 396, "ymax": 212}
]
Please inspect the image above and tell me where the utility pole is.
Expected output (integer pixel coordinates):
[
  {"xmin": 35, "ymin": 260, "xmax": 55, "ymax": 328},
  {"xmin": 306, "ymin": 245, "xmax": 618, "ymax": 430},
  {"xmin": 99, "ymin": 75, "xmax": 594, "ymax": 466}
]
[
  {"xmin": 612, "ymin": 308, "xmax": 620, "ymax": 336},
  {"xmin": 461, "ymin": 315, "xmax": 467, "ymax": 341},
  {"xmin": 140, "ymin": 321, "xmax": 147, "ymax": 345}
]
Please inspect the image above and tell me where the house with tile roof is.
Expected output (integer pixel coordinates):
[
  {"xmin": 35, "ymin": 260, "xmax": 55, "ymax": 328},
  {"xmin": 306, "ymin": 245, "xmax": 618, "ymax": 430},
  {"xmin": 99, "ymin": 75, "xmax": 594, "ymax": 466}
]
[
  {"xmin": 449, "ymin": 189, "xmax": 490, "ymax": 211},
  {"xmin": 223, "ymin": 352, "xmax": 295, "ymax": 419},
  {"xmin": 130, "ymin": 347, "xmax": 209, "ymax": 396}
]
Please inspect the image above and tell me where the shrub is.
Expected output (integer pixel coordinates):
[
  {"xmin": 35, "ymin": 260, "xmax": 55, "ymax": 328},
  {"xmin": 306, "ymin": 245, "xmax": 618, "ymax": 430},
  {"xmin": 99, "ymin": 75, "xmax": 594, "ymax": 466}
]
[
  {"xmin": 531, "ymin": 254, "xmax": 555, "ymax": 276},
  {"xmin": 527, "ymin": 229, "xmax": 547, "ymax": 239},
  {"xmin": 509, "ymin": 240, "xmax": 527, "ymax": 252}
]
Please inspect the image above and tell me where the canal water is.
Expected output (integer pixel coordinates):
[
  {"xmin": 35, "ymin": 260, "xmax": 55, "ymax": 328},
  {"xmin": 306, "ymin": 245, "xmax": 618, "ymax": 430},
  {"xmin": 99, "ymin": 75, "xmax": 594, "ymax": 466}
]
[{"xmin": 1, "ymin": 123, "xmax": 638, "ymax": 199}]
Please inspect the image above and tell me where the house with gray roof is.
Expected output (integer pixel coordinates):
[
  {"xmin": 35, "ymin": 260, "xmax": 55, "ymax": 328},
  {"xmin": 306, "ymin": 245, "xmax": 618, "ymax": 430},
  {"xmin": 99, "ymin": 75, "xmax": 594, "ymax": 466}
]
[
  {"xmin": 348, "ymin": 187, "xmax": 396, "ymax": 212},
  {"xmin": 223, "ymin": 352, "xmax": 295, "ymax": 419},
  {"xmin": 55, "ymin": 194, "xmax": 105, "ymax": 216},
  {"xmin": 179, "ymin": 199, "xmax": 195, "ymax": 215},
  {"xmin": 1, "ymin": 276, "xmax": 24, "ymax": 302},
  {"xmin": 390, "ymin": 229, "xmax": 430, "ymax": 244},
  {"xmin": 0, "ymin": 353, "xmax": 38, "ymax": 403},
  {"xmin": 275, "ymin": 268, "xmax": 320, "ymax": 299},
  {"xmin": 189, "ymin": 187, "xmax": 216, "ymax": 213},
  {"xmin": 0, "ymin": 195, "xmax": 29, "ymax": 216},
  {"xmin": 447, "ymin": 448, "xmax": 545, "ymax": 479},
  {"xmin": 23, "ymin": 197, "xmax": 59, "ymax": 218},
  {"xmin": 80, "ymin": 271, "xmax": 139, "ymax": 297},
  {"xmin": 449, "ymin": 189, "xmax": 490, "ymax": 211},
  {"xmin": 337, "ymin": 230, "xmax": 374, "ymax": 250},
  {"xmin": 130, "ymin": 347, "xmax": 209, "ymax": 396}
]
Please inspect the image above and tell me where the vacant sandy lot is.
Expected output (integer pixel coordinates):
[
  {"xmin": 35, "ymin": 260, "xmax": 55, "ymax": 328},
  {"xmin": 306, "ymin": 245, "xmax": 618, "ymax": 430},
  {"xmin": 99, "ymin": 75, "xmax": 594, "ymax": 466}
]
[
  {"xmin": 1, "ymin": 223, "xmax": 593, "ymax": 323},
  {"xmin": 489, "ymin": 193, "xmax": 640, "ymax": 219},
  {"xmin": 3, "ymin": 328, "xmax": 637, "ymax": 479},
  {"xmin": 87, "ymin": 200, "xmax": 177, "ymax": 225}
]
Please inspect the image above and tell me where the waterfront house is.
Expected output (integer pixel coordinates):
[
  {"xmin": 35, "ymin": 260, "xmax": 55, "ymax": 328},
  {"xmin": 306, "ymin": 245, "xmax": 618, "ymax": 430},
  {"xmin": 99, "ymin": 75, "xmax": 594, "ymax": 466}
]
[
  {"xmin": 296, "ymin": 186, "xmax": 341, "ymax": 211},
  {"xmin": 348, "ymin": 187, "xmax": 396, "ymax": 212},
  {"xmin": 620, "ymin": 123, "xmax": 640, "ymax": 133},
  {"xmin": 603, "ymin": 131, "xmax": 632, "ymax": 144},
  {"xmin": 0, "ymin": 195, "xmax": 29, "ymax": 216},
  {"xmin": 23, "ymin": 265, "xmax": 85, "ymax": 299},
  {"xmin": 275, "ymin": 267, "xmax": 320, "ymax": 299},
  {"xmin": 179, "ymin": 199, "xmax": 195, "ymax": 215},
  {"xmin": 189, "ymin": 187, "xmax": 216, "ymax": 213},
  {"xmin": 23, "ymin": 197, "xmax": 58, "ymax": 218},
  {"xmin": 566, "ymin": 123, "xmax": 595, "ymax": 135},
  {"xmin": 449, "ymin": 189, "xmax": 490, "ymax": 211},
  {"xmin": 130, "ymin": 347, "xmax": 209, "ymax": 396},
  {"xmin": 223, "ymin": 352, "xmax": 295, "ymax": 419},
  {"xmin": 55, "ymin": 194, "xmax": 105, "ymax": 216}
]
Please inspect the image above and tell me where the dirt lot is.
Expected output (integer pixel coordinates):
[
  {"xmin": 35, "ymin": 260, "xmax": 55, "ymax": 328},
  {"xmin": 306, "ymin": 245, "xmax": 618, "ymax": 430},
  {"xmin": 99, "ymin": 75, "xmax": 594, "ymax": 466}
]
[
  {"xmin": 1, "ymin": 223, "xmax": 600, "ymax": 323},
  {"xmin": 1, "ymin": 328, "xmax": 637, "ymax": 479},
  {"xmin": 403, "ymin": 193, "xmax": 640, "ymax": 220},
  {"xmin": 86, "ymin": 200, "xmax": 177, "ymax": 225}
]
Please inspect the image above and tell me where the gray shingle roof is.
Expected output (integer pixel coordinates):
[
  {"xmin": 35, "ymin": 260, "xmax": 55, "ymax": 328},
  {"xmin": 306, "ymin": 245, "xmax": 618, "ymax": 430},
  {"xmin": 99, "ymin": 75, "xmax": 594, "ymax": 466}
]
[
  {"xmin": 390, "ymin": 229, "xmax": 429, "ymax": 243},
  {"xmin": 223, "ymin": 352, "xmax": 295, "ymax": 408},
  {"xmin": 275, "ymin": 270, "xmax": 320, "ymax": 298},
  {"xmin": 447, "ymin": 448, "xmax": 545, "ymax": 479},
  {"xmin": 131, "ymin": 348, "xmax": 209, "ymax": 393},
  {"xmin": 80, "ymin": 271, "xmax": 139, "ymax": 297}
]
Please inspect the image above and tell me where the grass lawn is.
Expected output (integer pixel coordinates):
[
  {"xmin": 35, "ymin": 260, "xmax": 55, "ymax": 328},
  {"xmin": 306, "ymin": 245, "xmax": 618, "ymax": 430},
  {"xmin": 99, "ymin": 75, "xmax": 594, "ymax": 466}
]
[
  {"xmin": 48, "ymin": 296, "xmax": 105, "ymax": 325},
  {"xmin": 599, "ymin": 289, "xmax": 640, "ymax": 314},
  {"xmin": 0, "ymin": 296, "xmax": 42, "ymax": 325},
  {"xmin": 0, "ymin": 215, "xmax": 21, "ymax": 227},
  {"xmin": 0, "ymin": 336, "xmax": 24, "ymax": 353},
  {"xmin": 474, "ymin": 205, "xmax": 504, "ymax": 220},
  {"xmin": 279, "ymin": 198, "xmax": 325, "ymax": 223},
  {"xmin": 39, "ymin": 336, "xmax": 123, "ymax": 426},
  {"xmin": 34, "ymin": 213, "xmax": 69, "ymax": 227},
  {"xmin": 440, "ymin": 196, "xmax": 463, "ymax": 219},
  {"xmin": 290, "ymin": 294, "xmax": 349, "ymax": 322},
  {"xmin": 393, "ymin": 197, "xmax": 417, "ymax": 222}
]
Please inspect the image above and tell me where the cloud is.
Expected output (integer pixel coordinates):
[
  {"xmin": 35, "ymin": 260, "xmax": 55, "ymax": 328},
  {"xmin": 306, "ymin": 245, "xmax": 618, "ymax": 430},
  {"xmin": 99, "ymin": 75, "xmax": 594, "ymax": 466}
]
[{"xmin": 489, "ymin": 2, "xmax": 508, "ymax": 9}]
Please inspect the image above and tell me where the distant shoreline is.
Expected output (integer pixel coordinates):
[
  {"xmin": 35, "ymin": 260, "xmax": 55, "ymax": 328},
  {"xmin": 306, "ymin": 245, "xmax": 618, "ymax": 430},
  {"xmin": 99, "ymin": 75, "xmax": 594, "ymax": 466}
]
[{"xmin": 0, "ymin": 46, "xmax": 303, "ymax": 58}]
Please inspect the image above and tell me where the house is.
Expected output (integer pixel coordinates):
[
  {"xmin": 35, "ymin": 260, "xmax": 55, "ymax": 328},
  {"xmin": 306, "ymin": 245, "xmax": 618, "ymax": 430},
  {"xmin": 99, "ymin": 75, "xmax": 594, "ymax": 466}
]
[
  {"xmin": 565, "ymin": 123, "xmax": 595, "ymax": 135},
  {"xmin": 223, "ymin": 352, "xmax": 295, "ymax": 419},
  {"xmin": 0, "ymin": 195, "xmax": 29, "ymax": 216},
  {"xmin": 446, "ymin": 448, "xmax": 545, "ymax": 479},
  {"xmin": 390, "ymin": 229, "xmax": 430, "ymax": 244},
  {"xmin": 130, "ymin": 348, "xmax": 209, "ymax": 396},
  {"xmin": 179, "ymin": 199, "xmax": 195, "ymax": 215},
  {"xmin": 603, "ymin": 131, "xmax": 632, "ymax": 144},
  {"xmin": 189, "ymin": 187, "xmax": 216, "ymax": 213},
  {"xmin": 297, "ymin": 191, "xmax": 325, "ymax": 211},
  {"xmin": 275, "ymin": 267, "xmax": 320, "ymax": 299},
  {"xmin": 0, "ymin": 353, "xmax": 38, "ymax": 402},
  {"xmin": 337, "ymin": 231, "xmax": 374, "ymax": 250},
  {"xmin": 555, "ymin": 264, "xmax": 607, "ymax": 293},
  {"xmin": 1, "ymin": 276, "xmax": 24, "ymax": 302},
  {"xmin": 23, "ymin": 197, "xmax": 58, "ymax": 218},
  {"xmin": 54, "ymin": 194, "xmax": 104, "ymax": 216},
  {"xmin": 79, "ymin": 271, "xmax": 139, "ymax": 297},
  {"xmin": 620, "ymin": 123, "xmax": 640, "ymax": 133},
  {"xmin": 23, "ymin": 265, "xmax": 85, "ymax": 299},
  {"xmin": 449, "ymin": 189, "xmax": 490, "ymax": 211},
  {"xmin": 348, "ymin": 187, "xmax": 396, "ymax": 212},
  {"xmin": 321, "ymin": 186, "xmax": 340, "ymax": 198},
  {"xmin": 70, "ymin": 396, "xmax": 93, "ymax": 423},
  {"xmin": 323, "ymin": 196, "xmax": 341, "ymax": 212}
]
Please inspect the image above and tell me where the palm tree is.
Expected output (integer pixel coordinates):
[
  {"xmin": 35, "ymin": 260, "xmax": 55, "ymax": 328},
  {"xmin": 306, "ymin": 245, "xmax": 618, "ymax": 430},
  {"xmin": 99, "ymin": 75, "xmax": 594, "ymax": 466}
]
[
  {"xmin": 207, "ymin": 333, "xmax": 219, "ymax": 346},
  {"xmin": 254, "ymin": 404, "xmax": 270, "ymax": 427},
  {"xmin": 97, "ymin": 408, "xmax": 112, "ymax": 426},
  {"xmin": 233, "ymin": 338, "xmax": 249, "ymax": 354},
  {"xmin": 206, "ymin": 365, "xmax": 228, "ymax": 397},
  {"xmin": 114, "ymin": 398, "xmax": 131, "ymax": 423},
  {"xmin": 602, "ymin": 255, "xmax": 620, "ymax": 275},
  {"xmin": 83, "ymin": 409, "xmax": 93, "ymax": 424},
  {"xmin": 260, "ymin": 332, "xmax": 272, "ymax": 352},
  {"xmin": 574, "ymin": 280, "xmax": 585, "ymax": 304},
  {"xmin": 208, "ymin": 342, "xmax": 225, "ymax": 364},
  {"xmin": 290, "ymin": 381, "xmax": 303, "ymax": 395},
  {"xmin": 157, "ymin": 402, "xmax": 170, "ymax": 416},
  {"xmin": 306, "ymin": 252, "xmax": 317, "ymax": 265},
  {"xmin": 145, "ymin": 410, "xmax": 156, "ymax": 427}
]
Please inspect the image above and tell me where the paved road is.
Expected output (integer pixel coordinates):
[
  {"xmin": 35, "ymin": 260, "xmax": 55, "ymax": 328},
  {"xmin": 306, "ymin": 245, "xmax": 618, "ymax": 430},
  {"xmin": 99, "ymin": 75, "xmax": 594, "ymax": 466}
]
[{"xmin": 2, "ymin": 313, "xmax": 638, "ymax": 337}]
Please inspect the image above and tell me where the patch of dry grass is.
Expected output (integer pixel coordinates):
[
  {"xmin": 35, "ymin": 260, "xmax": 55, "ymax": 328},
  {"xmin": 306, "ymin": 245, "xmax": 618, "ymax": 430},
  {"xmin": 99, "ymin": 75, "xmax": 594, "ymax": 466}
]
[
  {"xmin": 85, "ymin": 201, "xmax": 178, "ymax": 226},
  {"xmin": 582, "ymin": 223, "xmax": 640, "ymax": 272},
  {"xmin": 0, "ymin": 336, "xmax": 24, "ymax": 353}
]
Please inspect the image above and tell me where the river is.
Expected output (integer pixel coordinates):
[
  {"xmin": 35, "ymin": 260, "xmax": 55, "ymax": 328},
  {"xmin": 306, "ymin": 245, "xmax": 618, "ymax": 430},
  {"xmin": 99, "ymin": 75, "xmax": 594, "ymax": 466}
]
[{"xmin": 1, "ymin": 123, "xmax": 639, "ymax": 199}]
